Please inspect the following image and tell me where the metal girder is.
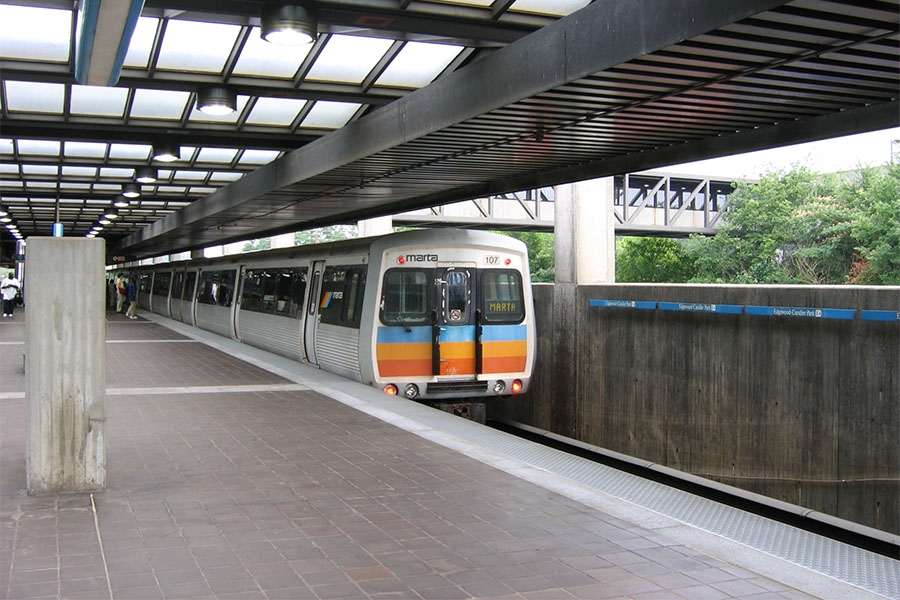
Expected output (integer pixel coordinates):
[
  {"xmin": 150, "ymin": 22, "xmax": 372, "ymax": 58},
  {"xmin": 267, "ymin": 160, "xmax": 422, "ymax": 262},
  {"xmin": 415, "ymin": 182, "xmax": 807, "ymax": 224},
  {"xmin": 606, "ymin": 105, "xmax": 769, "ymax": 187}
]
[
  {"xmin": 117, "ymin": 0, "xmax": 799, "ymax": 257},
  {"xmin": 75, "ymin": 0, "xmax": 145, "ymax": 86}
]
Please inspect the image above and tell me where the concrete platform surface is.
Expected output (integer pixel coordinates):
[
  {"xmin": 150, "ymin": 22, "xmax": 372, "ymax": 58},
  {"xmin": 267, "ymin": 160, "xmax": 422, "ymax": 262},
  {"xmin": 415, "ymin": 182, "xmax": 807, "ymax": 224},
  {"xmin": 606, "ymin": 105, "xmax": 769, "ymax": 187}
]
[{"xmin": 0, "ymin": 309, "xmax": 882, "ymax": 599}]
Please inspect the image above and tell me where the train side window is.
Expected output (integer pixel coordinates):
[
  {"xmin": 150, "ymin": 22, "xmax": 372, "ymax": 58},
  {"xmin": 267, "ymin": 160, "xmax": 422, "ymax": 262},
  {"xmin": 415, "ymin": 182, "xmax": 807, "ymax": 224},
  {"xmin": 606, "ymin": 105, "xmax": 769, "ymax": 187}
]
[
  {"xmin": 152, "ymin": 271, "xmax": 171, "ymax": 296},
  {"xmin": 289, "ymin": 269, "xmax": 308, "ymax": 318},
  {"xmin": 381, "ymin": 269, "xmax": 429, "ymax": 326},
  {"xmin": 241, "ymin": 270, "xmax": 264, "ymax": 311},
  {"xmin": 172, "ymin": 272, "xmax": 185, "ymax": 300},
  {"xmin": 137, "ymin": 273, "xmax": 152, "ymax": 294},
  {"xmin": 182, "ymin": 272, "xmax": 196, "ymax": 301},
  {"xmin": 197, "ymin": 269, "xmax": 236, "ymax": 307},
  {"xmin": 481, "ymin": 270, "xmax": 525, "ymax": 324},
  {"xmin": 308, "ymin": 270, "xmax": 320, "ymax": 316},
  {"xmin": 319, "ymin": 265, "xmax": 367, "ymax": 329},
  {"xmin": 273, "ymin": 271, "xmax": 293, "ymax": 316},
  {"xmin": 260, "ymin": 272, "xmax": 277, "ymax": 313}
]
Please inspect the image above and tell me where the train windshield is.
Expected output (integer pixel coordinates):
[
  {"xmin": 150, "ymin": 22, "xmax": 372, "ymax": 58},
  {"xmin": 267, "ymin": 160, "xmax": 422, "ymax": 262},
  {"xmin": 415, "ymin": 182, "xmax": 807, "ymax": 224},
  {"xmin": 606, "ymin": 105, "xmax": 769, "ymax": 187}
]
[{"xmin": 381, "ymin": 269, "xmax": 429, "ymax": 325}]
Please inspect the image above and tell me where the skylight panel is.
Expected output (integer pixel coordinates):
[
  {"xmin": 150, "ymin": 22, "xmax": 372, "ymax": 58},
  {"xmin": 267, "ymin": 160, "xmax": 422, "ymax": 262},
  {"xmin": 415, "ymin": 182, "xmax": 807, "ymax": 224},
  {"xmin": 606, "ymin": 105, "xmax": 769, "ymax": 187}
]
[
  {"xmin": 172, "ymin": 171, "xmax": 209, "ymax": 182},
  {"xmin": 0, "ymin": 5, "xmax": 71, "ymax": 62},
  {"xmin": 60, "ymin": 182, "xmax": 91, "ymax": 190},
  {"xmin": 306, "ymin": 35, "xmax": 394, "ymax": 84},
  {"xmin": 190, "ymin": 187, "xmax": 216, "ymax": 195},
  {"xmin": 0, "ymin": 139, "xmax": 13, "ymax": 155},
  {"xmin": 63, "ymin": 166, "xmax": 98, "ymax": 178},
  {"xmin": 17, "ymin": 140, "xmax": 61, "ymax": 156},
  {"xmin": 22, "ymin": 165, "xmax": 59, "ymax": 176},
  {"xmin": 5, "ymin": 81, "xmax": 65, "ymax": 114},
  {"xmin": 187, "ymin": 96, "xmax": 249, "ymax": 124},
  {"xmin": 238, "ymin": 150, "xmax": 281, "ymax": 165},
  {"xmin": 64, "ymin": 142, "xmax": 107, "ymax": 159},
  {"xmin": 245, "ymin": 98, "xmax": 307, "ymax": 126},
  {"xmin": 233, "ymin": 27, "xmax": 309, "ymax": 78},
  {"xmin": 26, "ymin": 181, "xmax": 57, "ymax": 190},
  {"xmin": 156, "ymin": 186, "xmax": 187, "ymax": 194},
  {"xmin": 93, "ymin": 184, "xmax": 122, "ymax": 193},
  {"xmin": 100, "ymin": 167, "xmax": 135, "ymax": 179},
  {"xmin": 431, "ymin": 0, "xmax": 492, "ymax": 6},
  {"xmin": 0, "ymin": 164, "xmax": 17, "ymax": 175},
  {"xmin": 123, "ymin": 17, "xmax": 159, "ymax": 68},
  {"xmin": 510, "ymin": 0, "xmax": 591, "ymax": 16},
  {"xmin": 130, "ymin": 89, "xmax": 191, "ymax": 120},
  {"xmin": 210, "ymin": 172, "xmax": 243, "ymax": 182},
  {"xmin": 376, "ymin": 42, "xmax": 462, "ymax": 88},
  {"xmin": 196, "ymin": 148, "xmax": 239, "ymax": 164},
  {"xmin": 70, "ymin": 85, "xmax": 129, "ymax": 117},
  {"xmin": 300, "ymin": 102, "xmax": 360, "ymax": 129},
  {"xmin": 156, "ymin": 20, "xmax": 241, "ymax": 73},
  {"xmin": 109, "ymin": 144, "xmax": 152, "ymax": 161}
]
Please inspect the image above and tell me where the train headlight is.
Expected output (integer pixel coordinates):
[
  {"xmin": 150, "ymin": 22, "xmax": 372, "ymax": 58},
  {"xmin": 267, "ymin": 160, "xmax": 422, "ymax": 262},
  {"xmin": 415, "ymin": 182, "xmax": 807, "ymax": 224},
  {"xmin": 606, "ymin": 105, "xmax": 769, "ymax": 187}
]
[
  {"xmin": 404, "ymin": 384, "xmax": 420, "ymax": 399},
  {"xmin": 511, "ymin": 379, "xmax": 524, "ymax": 393},
  {"xmin": 493, "ymin": 380, "xmax": 506, "ymax": 394},
  {"xmin": 384, "ymin": 384, "xmax": 399, "ymax": 396}
]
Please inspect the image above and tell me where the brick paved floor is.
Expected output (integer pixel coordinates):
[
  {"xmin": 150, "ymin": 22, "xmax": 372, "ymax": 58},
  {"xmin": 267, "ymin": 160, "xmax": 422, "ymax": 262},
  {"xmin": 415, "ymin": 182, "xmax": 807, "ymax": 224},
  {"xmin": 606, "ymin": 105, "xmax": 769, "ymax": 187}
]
[{"xmin": 0, "ymin": 312, "xmax": 830, "ymax": 599}]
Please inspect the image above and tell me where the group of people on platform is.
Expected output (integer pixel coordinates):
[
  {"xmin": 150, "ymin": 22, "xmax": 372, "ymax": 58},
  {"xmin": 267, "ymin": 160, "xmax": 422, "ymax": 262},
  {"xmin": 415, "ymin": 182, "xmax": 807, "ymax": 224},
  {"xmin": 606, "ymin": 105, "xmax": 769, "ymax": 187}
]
[{"xmin": 112, "ymin": 274, "xmax": 138, "ymax": 319}]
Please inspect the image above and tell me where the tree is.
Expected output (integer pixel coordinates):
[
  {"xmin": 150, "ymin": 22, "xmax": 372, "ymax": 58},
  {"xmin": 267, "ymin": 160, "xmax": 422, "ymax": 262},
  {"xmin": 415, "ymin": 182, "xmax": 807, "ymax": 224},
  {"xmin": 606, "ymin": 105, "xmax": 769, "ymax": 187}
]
[
  {"xmin": 500, "ymin": 231, "xmax": 555, "ymax": 282},
  {"xmin": 241, "ymin": 238, "xmax": 271, "ymax": 253},
  {"xmin": 616, "ymin": 237, "xmax": 694, "ymax": 283},
  {"xmin": 687, "ymin": 163, "xmax": 899, "ymax": 284},
  {"xmin": 843, "ymin": 164, "xmax": 900, "ymax": 284},
  {"xmin": 689, "ymin": 166, "xmax": 842, "ymax": 283}
]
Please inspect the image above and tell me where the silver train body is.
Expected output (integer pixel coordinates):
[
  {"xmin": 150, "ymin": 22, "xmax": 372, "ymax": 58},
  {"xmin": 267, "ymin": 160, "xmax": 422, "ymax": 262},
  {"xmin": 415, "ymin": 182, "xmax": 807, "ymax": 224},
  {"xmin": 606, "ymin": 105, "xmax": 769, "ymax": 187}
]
[{"xmin": 123, "ymin": 229, "xmax": 536, "ymax": 401}]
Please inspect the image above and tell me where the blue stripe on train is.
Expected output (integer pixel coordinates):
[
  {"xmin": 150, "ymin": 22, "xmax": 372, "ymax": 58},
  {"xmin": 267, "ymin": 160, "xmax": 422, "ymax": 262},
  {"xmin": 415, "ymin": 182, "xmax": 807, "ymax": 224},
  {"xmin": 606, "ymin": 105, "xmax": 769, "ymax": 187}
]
[{"xmin": 376, "ymin": 323, "xmax": 527, "ymax": 343}]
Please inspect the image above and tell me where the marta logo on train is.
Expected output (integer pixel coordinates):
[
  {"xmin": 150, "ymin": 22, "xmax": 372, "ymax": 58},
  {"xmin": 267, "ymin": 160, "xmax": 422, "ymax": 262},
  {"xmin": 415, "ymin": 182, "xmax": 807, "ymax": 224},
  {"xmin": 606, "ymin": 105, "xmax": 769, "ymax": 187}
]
[{"xmin": 400, "ymin": 253, "xmax": 439, "ymax": 263}]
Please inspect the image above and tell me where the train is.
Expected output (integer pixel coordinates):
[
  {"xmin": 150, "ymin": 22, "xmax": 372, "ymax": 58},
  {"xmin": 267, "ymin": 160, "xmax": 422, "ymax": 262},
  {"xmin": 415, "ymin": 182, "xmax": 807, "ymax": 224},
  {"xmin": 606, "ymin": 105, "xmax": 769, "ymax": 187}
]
[{"xmin": 118, "ymin": 228, "xmax": 535, "ymax": 407}]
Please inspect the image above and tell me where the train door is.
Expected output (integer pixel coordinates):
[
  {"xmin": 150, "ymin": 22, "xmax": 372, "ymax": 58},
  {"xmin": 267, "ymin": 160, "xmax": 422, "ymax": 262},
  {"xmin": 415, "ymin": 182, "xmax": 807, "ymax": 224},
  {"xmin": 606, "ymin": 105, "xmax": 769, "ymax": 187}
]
[
  {"xmin": 434, "ymin": 267, "xmax": 477, "ymax": 377},
  {"xmin": 303, "ymin": 260, "xmax": 324, "ymax": 364}
]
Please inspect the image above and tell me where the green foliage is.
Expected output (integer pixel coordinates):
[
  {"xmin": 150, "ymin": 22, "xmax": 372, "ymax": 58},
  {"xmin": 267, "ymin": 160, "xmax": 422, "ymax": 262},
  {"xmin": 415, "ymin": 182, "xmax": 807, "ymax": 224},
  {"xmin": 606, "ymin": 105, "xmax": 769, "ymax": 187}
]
[
  {"xmin": 686, "ymin": 163, "xmax": 899, "ymax": 285},
  {"xmin": 498, "ymin": 231, "xmax": 555, "ymax": 282},
  {"xmin": 615, "ymin": 237, "xmax": 694, "ymax": 283},
  {"xmin": 241, "ymin": 237, "xmax": 271, "ymax": 253},
  {"xmin": 295, "ymin": 225, "xmax": 357, "ymax": 245}
]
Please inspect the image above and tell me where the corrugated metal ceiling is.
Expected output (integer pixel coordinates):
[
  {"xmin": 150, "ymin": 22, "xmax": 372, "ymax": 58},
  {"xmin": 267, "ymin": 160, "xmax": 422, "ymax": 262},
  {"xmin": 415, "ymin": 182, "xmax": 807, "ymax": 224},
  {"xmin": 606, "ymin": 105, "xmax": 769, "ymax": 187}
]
[{"xmin": 1, "ymin": 0, "xmax": 897, "ymax": 260}]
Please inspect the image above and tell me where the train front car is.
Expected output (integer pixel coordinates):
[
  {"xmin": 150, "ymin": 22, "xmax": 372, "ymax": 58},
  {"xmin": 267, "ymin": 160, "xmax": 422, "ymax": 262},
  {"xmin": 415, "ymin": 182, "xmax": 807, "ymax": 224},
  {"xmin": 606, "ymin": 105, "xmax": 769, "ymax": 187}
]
[{"xmin": 361, "ymin": 230, "xmax": 535, "ymax": 406}]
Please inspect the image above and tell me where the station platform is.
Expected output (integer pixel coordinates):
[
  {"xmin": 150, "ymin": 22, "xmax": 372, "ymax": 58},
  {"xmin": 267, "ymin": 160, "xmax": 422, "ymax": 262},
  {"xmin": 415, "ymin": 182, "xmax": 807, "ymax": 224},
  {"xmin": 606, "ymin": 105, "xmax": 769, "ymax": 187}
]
[{"xmin": 1, "ymin": 307, "xmax": 896, "ymax": 599}]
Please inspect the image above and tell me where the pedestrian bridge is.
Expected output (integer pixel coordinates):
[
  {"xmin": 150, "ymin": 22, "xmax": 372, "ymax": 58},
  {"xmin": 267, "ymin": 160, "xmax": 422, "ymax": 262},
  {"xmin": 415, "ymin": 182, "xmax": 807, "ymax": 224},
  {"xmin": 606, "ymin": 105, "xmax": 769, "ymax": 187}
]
[{"xmin": 393, "ymin": 172, "xmax": 737, "ymax": 236}]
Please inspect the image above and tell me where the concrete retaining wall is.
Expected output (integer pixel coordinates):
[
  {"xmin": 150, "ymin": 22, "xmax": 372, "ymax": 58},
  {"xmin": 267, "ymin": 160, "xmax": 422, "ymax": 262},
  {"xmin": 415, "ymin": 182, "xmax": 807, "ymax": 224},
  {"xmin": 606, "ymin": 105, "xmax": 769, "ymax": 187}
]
[{"xmin": 495, "ymin": 284, "xmax": 899, "ymax": 535}]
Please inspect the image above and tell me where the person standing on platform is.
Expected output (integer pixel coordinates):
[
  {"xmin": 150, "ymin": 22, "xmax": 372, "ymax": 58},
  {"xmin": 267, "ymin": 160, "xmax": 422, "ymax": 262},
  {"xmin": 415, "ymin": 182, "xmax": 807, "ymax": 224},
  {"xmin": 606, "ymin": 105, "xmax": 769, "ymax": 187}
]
[
  {"xmin": 115, "ymin": 273, "xmax": 127, "ymax": 313},
  {"xmin": 125, "ymin": 277, "xmax": 138, "ymax": 319},
  {"xmin": 1, "ymin": 273, "xmax": 20, "ymax": 318}
]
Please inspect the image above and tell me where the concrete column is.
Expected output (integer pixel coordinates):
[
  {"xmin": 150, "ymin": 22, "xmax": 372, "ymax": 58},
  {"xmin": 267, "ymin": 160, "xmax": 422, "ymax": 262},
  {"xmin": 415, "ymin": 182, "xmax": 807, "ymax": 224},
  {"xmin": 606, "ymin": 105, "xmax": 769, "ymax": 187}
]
[
  {"xmin": 358, "ymin": 216, "xmax": 393, "ymax": 238},
  {"xmin": 556, "ymin": 177, "xmax": 616, "ymax": 284},
  {"xmin": 26, "ymin": 238, "xmax": 106, "ymax": 493},
  {"xmin": 549, "ymin": 177, "xmax": 615, "ymax": 438}
]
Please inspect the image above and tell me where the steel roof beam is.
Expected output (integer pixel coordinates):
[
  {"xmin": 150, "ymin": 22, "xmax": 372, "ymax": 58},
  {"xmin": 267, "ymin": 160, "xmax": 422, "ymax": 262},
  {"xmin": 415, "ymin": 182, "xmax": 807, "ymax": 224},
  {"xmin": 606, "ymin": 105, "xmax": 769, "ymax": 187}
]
[{"xmin": 118, "ymin": 0, "xmax": 795, "ymax": 256}]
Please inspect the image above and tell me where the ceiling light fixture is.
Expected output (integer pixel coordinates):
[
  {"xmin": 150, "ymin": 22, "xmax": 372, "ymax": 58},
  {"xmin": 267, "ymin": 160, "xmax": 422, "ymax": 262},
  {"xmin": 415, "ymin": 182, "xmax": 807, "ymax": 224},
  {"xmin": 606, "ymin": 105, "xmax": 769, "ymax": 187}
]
[
  {"xmin": 113, "ymin": 195, "xmax": 131, "ymax": 208},
  {"xmin": 135, "ymin": 166, "xmax": 158, "ymax": 183},
  {"xmin": 197, "ymin": 86, "xmax": 237, "ymax": 115},
  {"xmin": 261, "ymin": 3, "xmax": 318, "ymax": 45},
  {"xmin": 122, "ymin": 183, "xmax": 141, "ymax": 198},
  {"xmin": 104, "ymin": 208, "xmax": 119, "ymax": 220},
  {"xmin": 152, "ymin": 141, "xmax": 180, "ymax": 163}
]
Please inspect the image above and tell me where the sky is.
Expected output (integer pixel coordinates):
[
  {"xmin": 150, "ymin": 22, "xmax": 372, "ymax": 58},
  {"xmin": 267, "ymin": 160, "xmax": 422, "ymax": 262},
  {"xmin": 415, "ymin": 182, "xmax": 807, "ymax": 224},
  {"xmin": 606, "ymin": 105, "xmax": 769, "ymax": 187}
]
[{"xmin": 654, "ymin": 126, "xmax": 900, "ymax": 180}]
